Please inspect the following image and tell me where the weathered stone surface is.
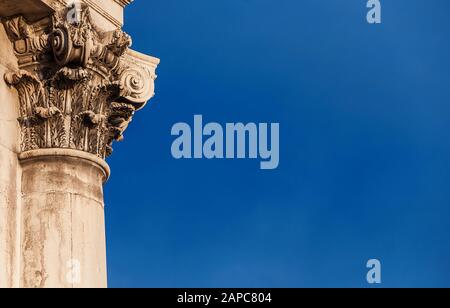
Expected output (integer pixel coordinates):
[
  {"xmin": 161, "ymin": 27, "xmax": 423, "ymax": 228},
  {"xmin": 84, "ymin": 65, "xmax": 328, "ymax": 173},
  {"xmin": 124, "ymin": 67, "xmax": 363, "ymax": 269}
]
[
  {"xmin": 0, "ymin": 23, "xmax": 21, "ymax": 289},
  {"xmin": 2, "ymin": 3, "xmax": 159, "ymax": 158},
  {"xmin": 20, "ymin": 149, "xmax": 108, "ymax": 288},
  {"xmin": 0, "ymin": 0, "xmax": 159, "ymax": 288},
  {"xmin": 0, "ymin": 0, "xmax": 53, "ymax": 22}
]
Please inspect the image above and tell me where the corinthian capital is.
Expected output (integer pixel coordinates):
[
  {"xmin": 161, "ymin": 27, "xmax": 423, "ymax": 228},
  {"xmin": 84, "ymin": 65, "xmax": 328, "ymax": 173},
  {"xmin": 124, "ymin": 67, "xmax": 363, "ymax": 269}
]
[{"xmin": 2, "ymin": 2, "xmax": 159, "ymax": 158}]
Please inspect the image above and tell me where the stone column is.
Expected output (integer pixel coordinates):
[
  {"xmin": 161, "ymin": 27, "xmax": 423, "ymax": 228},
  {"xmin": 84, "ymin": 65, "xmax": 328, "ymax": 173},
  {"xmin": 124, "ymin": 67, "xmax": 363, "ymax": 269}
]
[
  {"xmin": 20, "ymin": 149, "xmax": 109, "ymax": 288},
  {"xmin": 0, "ymin": 19, "xmax": 21, "ymax": 289},
  {"xmin": 0, "ymin": 0, "xmax": 159, "ymax": 288}
]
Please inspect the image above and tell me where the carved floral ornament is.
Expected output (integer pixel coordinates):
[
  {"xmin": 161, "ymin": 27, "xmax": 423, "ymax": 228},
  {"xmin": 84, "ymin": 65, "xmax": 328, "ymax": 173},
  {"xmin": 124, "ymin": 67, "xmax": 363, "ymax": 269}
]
[{"xmin": 2, "ymin": 4, "xmax": 158, "ymax": 159}]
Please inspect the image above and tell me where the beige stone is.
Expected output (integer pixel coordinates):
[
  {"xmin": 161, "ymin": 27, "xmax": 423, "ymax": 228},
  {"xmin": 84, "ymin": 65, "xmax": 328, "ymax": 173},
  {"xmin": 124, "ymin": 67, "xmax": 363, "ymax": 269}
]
[
  {"xmin": 0, "ymin": 0, "xmax": 158, "ymax": 288},
  {"xmin": 20, "ymin": 149, "xmax": 108, "ymax": 288},
  {"xmin": 0, "ymin": 22, "xmax": 21, "ymax": 289},
  {"xmin": 0, "ymin": 0, "xmax": 53, "ymax": 22}
]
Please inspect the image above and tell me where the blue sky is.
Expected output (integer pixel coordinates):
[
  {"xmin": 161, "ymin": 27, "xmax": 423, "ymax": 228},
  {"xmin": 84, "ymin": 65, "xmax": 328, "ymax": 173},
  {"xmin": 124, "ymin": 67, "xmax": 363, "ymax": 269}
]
[{"xmin": 104, "ymin": 0, "xmax": 450, "ymax": 287}]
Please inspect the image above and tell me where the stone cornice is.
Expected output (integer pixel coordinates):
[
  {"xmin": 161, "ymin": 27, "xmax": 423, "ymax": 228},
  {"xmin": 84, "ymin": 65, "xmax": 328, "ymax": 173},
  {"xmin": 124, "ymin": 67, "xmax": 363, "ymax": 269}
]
[
  {"xmin": 43, "ymin": 0, "xmax": 134, "ymax": 9},
  {"xmin": 114, "ymin": 0, "xmax": 134, "ymax": 7},
  {"xmin": 82, "ymin": 0, "xmax": 125, "ymax": 28},
  {"xmin": 1, "ymin": 0, "xmax": 135, "ymax": 31},
  {"xmin": 3, "ymin": 3, "xmax": 159, "ymax": 159},
  {"xmin": 58, "ymin": 0, "xmax": 134, "ymax": 28}
]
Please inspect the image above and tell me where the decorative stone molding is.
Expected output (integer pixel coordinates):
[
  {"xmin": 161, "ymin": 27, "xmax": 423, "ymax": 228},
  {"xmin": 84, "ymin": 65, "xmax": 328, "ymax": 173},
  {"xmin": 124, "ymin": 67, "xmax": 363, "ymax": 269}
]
[
  {"xmin": 19, "ymin": 148, "xmax": 111, "ymax": 181},
  {"xmin": 3, "ymin": 3, "xmax": 159, "ymax": 158}
]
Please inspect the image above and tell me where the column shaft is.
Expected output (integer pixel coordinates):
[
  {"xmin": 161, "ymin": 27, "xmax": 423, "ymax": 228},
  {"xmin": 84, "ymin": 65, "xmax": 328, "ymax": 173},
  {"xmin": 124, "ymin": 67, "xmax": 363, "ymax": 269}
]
[{"xmin": 19, "ymin": 149, "xmax": 109, "ymax": 288}]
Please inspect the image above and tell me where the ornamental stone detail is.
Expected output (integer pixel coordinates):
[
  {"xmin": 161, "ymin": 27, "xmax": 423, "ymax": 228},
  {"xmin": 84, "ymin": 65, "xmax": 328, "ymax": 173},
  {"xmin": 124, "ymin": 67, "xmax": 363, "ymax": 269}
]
[{"xmin": 2, "ymin": 3, "xmax": 159, "ymax": 158}]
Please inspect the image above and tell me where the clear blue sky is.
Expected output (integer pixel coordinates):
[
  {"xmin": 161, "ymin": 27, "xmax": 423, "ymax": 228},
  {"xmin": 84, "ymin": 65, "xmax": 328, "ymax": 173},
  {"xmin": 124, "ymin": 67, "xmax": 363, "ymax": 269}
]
[{"xmin": 104, "ymin": 0, "xmax": 450, "ymax": 287}]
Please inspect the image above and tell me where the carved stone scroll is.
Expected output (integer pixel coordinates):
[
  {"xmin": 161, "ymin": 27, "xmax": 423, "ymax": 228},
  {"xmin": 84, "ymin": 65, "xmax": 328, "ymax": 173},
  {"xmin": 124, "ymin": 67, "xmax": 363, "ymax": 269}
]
[{"xmin": 3, "ymin": 3, "xmax": 159, "ymax": 158}]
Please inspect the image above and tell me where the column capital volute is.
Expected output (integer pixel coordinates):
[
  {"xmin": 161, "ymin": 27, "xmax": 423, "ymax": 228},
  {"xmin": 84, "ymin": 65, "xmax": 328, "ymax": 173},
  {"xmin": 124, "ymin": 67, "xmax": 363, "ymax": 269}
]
[{"xmin": 2, "ymin": 0, "xmax": 159, "ymax": 159}]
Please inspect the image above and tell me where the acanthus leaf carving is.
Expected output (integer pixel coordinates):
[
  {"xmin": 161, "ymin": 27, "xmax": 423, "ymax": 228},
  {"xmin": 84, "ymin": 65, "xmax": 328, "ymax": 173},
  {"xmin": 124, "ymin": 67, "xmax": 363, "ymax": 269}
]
[
  {"xmin": 2, "ymin": 16, "xmax": 33, "ymax": 40},
  {"xmin": 3, "ymin": 4, "xmax": 159, "ymax": 159}
]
